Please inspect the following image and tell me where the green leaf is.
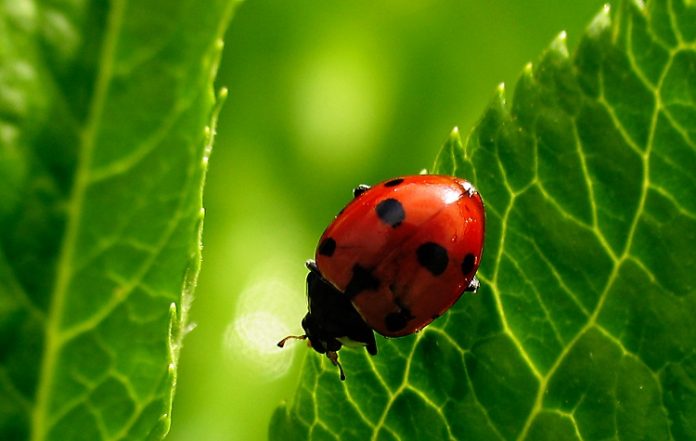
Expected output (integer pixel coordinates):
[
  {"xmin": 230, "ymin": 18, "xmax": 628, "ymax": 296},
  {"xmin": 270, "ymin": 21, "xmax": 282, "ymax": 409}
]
[
  {"xmin": 0, "ymin": 1, "xmax": 236, "ymax": 439},
  {"xmin": 270, "ymin": 1, "xmax": 696, "ymax": 440}
]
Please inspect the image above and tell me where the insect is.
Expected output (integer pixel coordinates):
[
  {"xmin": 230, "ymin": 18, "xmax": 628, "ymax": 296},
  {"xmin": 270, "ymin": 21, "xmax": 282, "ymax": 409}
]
[{"xmin": 278, "ymin": 175, "xmax": 485, "ymax": 380}]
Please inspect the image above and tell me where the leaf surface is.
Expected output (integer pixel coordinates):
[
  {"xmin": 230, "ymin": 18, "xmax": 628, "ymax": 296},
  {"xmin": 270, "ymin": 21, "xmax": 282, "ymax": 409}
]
[
  {"xmin": 0, "ymin": 1, "xmax": 235, "ymax": 439},
  {"xmin": 270, "ymin": 1, "xmax": 696, "ymax": 439}
]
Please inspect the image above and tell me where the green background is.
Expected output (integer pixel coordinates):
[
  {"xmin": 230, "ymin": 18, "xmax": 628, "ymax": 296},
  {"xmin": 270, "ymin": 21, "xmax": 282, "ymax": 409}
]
[{"xmin": 167, "ymin": 1, "xmax": 606, "ymax": 440}]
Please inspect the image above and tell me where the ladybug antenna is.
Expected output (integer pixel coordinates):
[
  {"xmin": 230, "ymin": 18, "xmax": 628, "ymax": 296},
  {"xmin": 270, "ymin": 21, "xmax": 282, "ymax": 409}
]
[
  {"xmin": 327, "ymin": 351, "xmax": 346, "ymax": 381},
  {"xmin": 277, "ymin": 334, "xmax": 307, "ymax": 348}
]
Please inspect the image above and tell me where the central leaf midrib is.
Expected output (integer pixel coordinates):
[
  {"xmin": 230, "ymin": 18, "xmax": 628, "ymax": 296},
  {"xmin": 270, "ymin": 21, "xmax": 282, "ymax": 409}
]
[{"xmin": 30, "ymin": 1, "xmax": 127, "ymax": 439}]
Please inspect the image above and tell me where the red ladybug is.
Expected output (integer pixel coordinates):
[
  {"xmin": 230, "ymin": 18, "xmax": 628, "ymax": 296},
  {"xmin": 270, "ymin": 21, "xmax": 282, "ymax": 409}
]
[{"xmin": 278, "ymin": 175, "xmax": 485, "ymax": 380}]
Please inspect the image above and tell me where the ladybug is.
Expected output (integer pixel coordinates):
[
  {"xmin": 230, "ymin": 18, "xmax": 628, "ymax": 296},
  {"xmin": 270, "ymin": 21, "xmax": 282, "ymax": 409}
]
[{"xmin": 278, "ymin": 175, "xmax": 485, "ymax": 380}]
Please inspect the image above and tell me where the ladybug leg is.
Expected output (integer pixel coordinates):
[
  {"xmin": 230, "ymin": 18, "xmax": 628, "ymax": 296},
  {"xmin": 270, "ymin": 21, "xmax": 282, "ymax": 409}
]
[
  {"xmin": 353, "ymin": 184, "xmax": 371, "ymax": 198},
  {"xmin": 345, "ymin": 327, "xmax": 378, "ymax": 356},
  {"xmin": 326, "ymin": 351, "xmax": 346, "ymax": 381},
  {"xmin": 306, "ymin": 259, "xmax": 318, "ymax": 273},
  {"xmin": 365, "ymin": 333, "xmax": 378, "ymax": 356},
  {"xmin": 461, "ymin": 180, "xmax": 478, "ymax": 197},
  {"xmin": 465, "ymin": 276, "xmax": 480, "ymax": 293}
]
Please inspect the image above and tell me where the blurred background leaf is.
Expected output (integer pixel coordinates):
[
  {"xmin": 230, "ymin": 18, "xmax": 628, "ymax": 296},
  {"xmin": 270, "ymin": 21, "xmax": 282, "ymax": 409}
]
[
  {"xmin": 0, "ymin": 0, "xmax": 235, "ymax": 439},
  {"xmin": 267, "ymin": 1, "xmax": 696, "ymax": 440}
]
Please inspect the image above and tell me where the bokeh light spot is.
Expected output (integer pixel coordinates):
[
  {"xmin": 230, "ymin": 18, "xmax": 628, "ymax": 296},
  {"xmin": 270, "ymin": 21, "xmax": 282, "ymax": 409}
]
[
  {"xmin": 222, "ymin": 269, "xmax": 306, "ymax": 381},
  {"xmin": 224, "ymin": 311, "xmax": 296, "ymax": 380}
]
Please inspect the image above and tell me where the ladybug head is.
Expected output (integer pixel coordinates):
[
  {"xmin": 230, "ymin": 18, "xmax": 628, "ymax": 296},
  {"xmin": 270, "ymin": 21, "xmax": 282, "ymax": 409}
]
[
  {"xmin": 300, "ymin": 313, "xmax": 342, "ymax": 354},
  {"xmin": 276, "ymin": 267, "xmax": 348, "ymax": 380},
  {"xmin": 276, "ymin": 311, "xmax": 343, "ymax": 355},
  {"xmin": 277, "ymin": 314, "xmax": 346, "ymax": 381}
]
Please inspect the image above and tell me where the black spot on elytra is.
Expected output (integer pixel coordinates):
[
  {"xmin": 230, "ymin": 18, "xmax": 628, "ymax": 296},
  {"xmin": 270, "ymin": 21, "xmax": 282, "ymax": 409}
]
[
  {"xmin": 318, "ymin": 238, "xmax": 336, "ymax": 257},
  {"xmin": 461, "ymin": 253, "xmax": 476, "ymax": 275},
  {"xmin": 376, "ymin": 198, "xmax": 405, "ymax": 228},
  {"xmin": 384, "ymin": 308, "xmax": 414, "ymax": 332},
  {"xmin": 345, "ymin": 264, "xmax": 380, "ymax": 298},
  {"xmin": 416, "ymin": 242, "xmax": 449, "ymax": 276},
  {"xmin": 384, "ymin": 178, "xmax": 404, "ymax": 187}
]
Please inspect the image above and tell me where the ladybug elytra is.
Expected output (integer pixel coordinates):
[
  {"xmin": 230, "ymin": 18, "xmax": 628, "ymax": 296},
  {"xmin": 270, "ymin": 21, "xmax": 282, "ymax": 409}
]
[{"xmin": 278, "ymin": 175, "xmax": 485, "ymax": 380}]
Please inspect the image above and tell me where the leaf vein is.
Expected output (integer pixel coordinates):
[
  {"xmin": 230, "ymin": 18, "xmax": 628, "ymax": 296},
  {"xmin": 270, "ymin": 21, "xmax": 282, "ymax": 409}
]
[{"xmin": 31, "ymin": 2, "xmax": 127, "ymax": 439}]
